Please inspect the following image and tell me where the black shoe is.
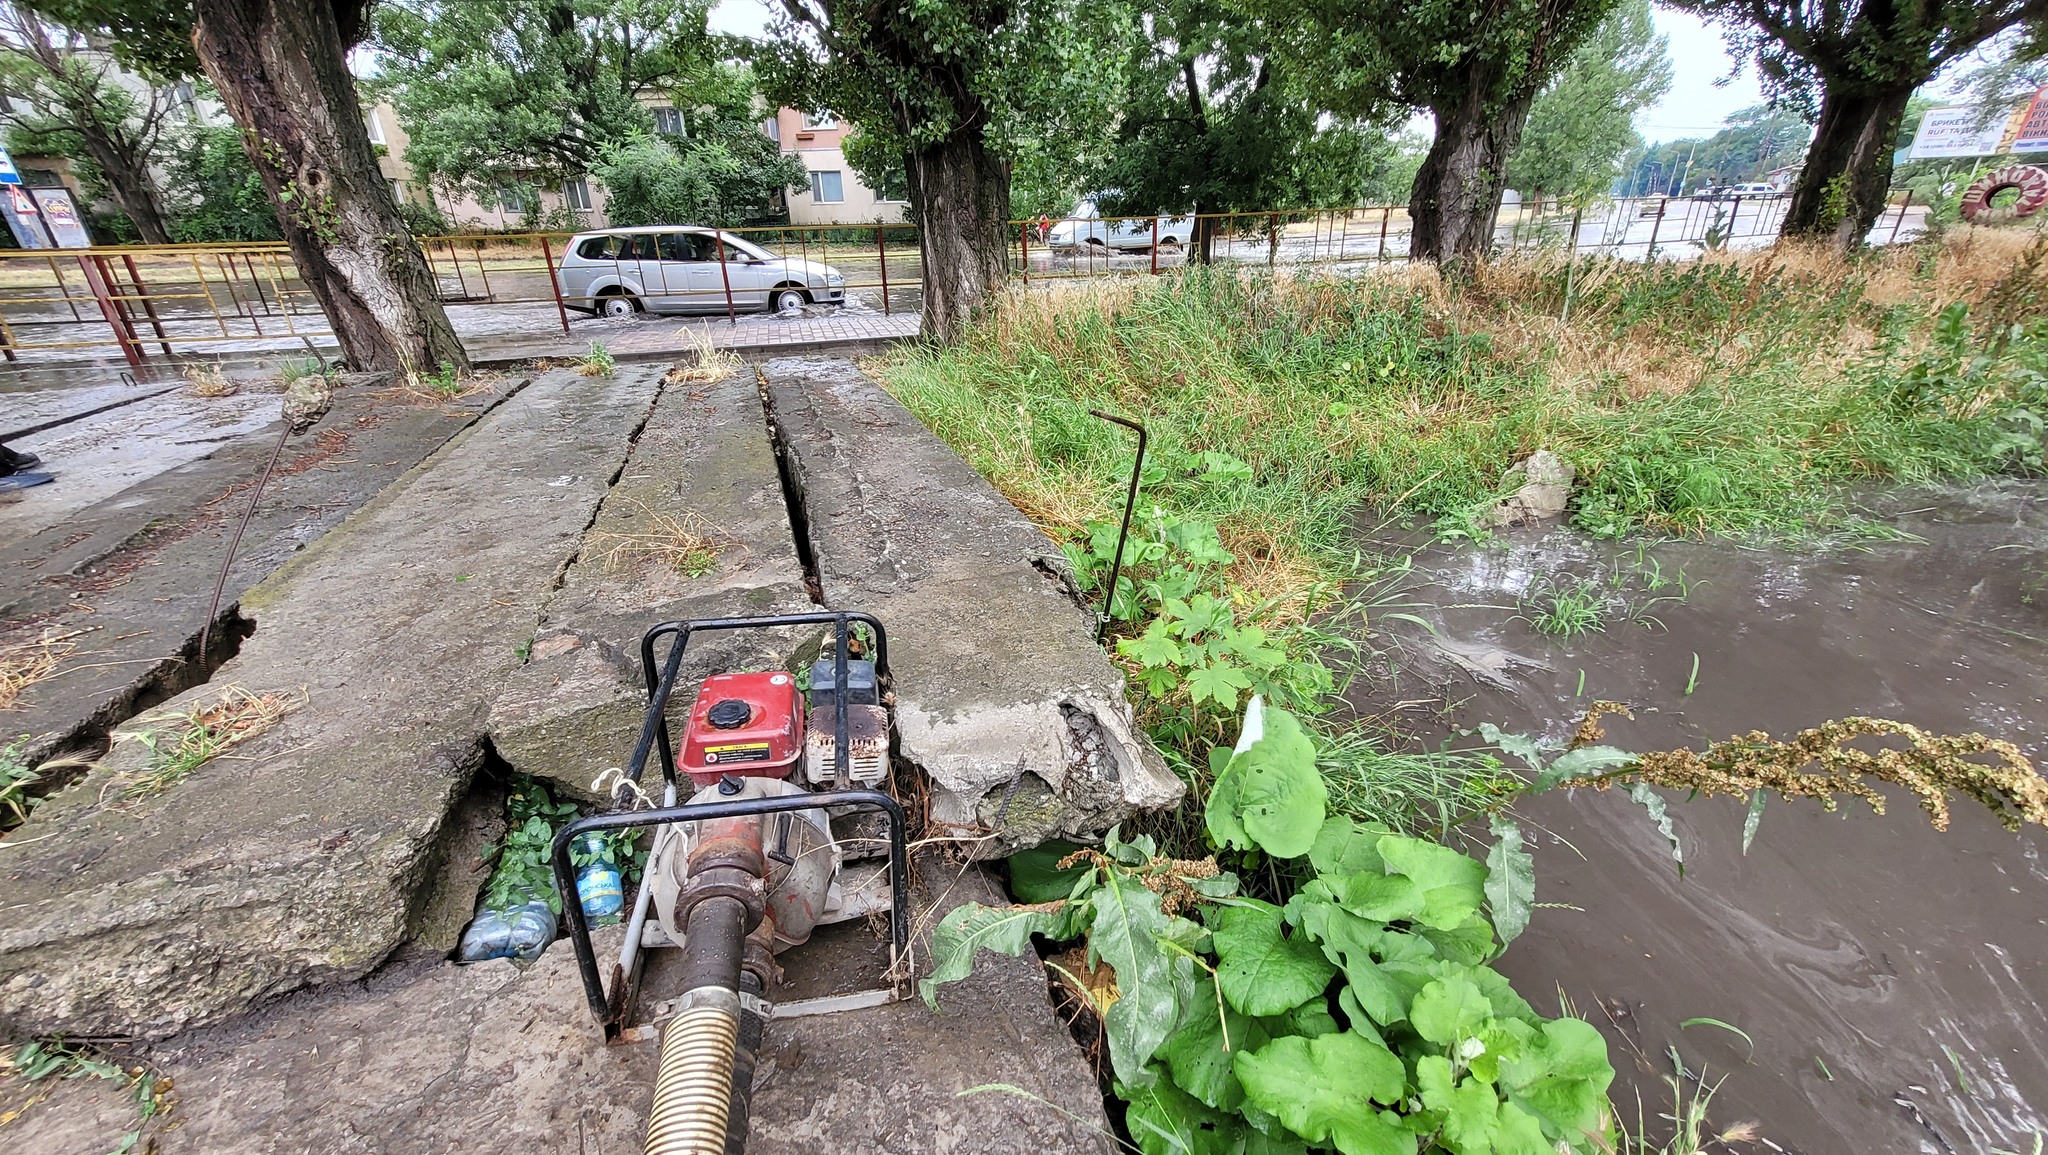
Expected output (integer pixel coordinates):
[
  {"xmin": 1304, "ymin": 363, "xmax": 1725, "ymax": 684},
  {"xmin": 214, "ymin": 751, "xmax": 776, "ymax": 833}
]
[{"xmin": 0, "ymin": 445, "xmax": 40, "ymax": 476}]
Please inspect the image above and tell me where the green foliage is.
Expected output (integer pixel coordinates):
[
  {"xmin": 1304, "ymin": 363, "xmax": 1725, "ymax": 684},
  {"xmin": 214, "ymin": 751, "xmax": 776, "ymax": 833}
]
[
  {"xmin": 1, "ymin": 734, "xmax": 40, "ymax": 825},
  {"xmin": 370, "ymin": 0, "xmax": 718, "ymax": 194},
  {"xmin": 1624, "ymin": 105, "xmax": 1808, "ymax": 195},
  {"xmin": 1088, "ymin": 0, "xmax": 1399, "ymax": 243},
  {"xmin": 7, "ymin": 1037, "xmax": 171, "ymax": 1154},
  {"xmin": 395, "ymin": 196, "xmax": 452, "ymax": 237},
  {"xmin": 591, "ymin": 128, "xmax": 807, "ymax": 229},
  {"xmin": 164, "ymin": 123, "xmax": 281, "ymax": 242},
  {"xmin": 926, "ymin": 705, "xmax": 1617, "ymax": 1155},
  {"xmin": 1508, "ymin": 0, "xmax": 1673, "ymax": 200},
  {"xmin": 482, "ymin": 776, "xmax": 580, "ymax": 913}
]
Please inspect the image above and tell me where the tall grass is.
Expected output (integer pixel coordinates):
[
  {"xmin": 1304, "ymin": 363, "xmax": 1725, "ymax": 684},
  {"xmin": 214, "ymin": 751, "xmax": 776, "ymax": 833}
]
[{"xmin": 879, "ymin": 231, "xmax": 2047, "ymax": 557}]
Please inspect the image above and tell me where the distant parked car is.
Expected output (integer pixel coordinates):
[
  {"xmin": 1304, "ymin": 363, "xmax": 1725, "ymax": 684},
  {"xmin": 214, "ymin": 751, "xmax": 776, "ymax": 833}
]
[
  {"xmin": 1047, "ymin": 199, "xmax": 1195, "ymax": 250},
  {"xmin": 555, "ymin": 226, "xmax": 846, "ymax": 317},
  {"xmin": 1697, "ymin": 183, "xmax": 1780, "ymax": 201}
]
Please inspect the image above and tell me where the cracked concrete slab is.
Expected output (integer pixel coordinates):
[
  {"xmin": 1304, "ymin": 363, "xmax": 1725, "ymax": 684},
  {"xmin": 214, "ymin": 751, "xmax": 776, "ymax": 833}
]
[
  {"xmin": 0, "ymin": 368, "xmax": 661, "ymax": 1040},
  {"xmin": 487, "ymin": 366, "xmax": 814, "ymax": 802},
  {"xmin": 758, "ymin": 357, "xmax": 1181, "ymax": 854}
]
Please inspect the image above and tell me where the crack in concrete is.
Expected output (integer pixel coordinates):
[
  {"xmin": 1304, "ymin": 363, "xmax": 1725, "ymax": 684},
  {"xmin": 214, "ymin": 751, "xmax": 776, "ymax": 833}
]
[
  {"xmin": 536, "ymin": 369, "xmax": 669, "ymax": 609},
  {"xmin": 755, "ymin": 366, "xmax": 825, "ymax": 605}
]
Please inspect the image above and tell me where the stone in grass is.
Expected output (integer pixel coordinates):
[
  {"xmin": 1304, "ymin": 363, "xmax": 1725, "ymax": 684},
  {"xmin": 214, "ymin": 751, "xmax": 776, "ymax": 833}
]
[{"xmin": 1488, "ymin": 450, "xmax": 1576, "ymax": 527}]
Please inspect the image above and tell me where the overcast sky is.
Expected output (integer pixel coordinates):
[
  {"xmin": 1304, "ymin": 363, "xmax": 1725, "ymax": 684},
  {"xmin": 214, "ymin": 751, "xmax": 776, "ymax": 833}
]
[{"xmin": 709, "ymin": 0, "xmax": 1774, "ymax": 144}]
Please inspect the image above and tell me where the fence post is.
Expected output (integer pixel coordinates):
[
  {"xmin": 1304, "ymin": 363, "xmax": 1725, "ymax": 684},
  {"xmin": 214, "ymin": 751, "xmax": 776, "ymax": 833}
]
[
  {"xmin": 715, "ymin": 231, "xmax": 736, "ymax": 323},
  {"xmin": 1018, "ymin": 219, "xmax": 1030, "ymax": 284},
  {"xmin": 1378, "ymin": 205, "xmax": 1391, "ymax": 264},
  {"xmin": 1150, "ymin": 216, "xmax": 1160, "ymax": 275},
  {"xmin": 1645, "ymin": 198, "xmax": 1668, "ymax": 258},
  {"xmin": 540, "ymin": 234, "xmax": 572, "ymax": 335},
  {"xmin": 471, "ymin": 239, "xmax": 494, "ymax": 301},
  {"xmin": 878, "ymin": 228, "xmax": 891, "ymax": 314},
  {"xmin": 120, "ymin": 254, "xmax": 174, "ymax": 357},
  {"xmin": 1268, "ymin": 212, "xmax": 1279, "ymax": 267},
  {"xmin": 78, "ymin": 254, "xmax": 142, "ymax": 371},
  {"xmin": 1888, "ymin": 189, "xmax": 1911, "ymax": 245}
]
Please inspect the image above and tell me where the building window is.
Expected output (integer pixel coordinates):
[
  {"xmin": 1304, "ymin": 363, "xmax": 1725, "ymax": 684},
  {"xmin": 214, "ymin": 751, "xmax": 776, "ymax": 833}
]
[
  {"xmin": 808, "ymin": 170, "xmax": 844, "ymax": 203},
  {"xmin": 763, "ymin": 117, "xmax": 779, "ymax": 143},
  {"xmin": 801, "ymin": 110, "xmax": 836, "ymax": 130},
  {"xmin": 365, "ymin": 111, "xmax": 386, "ymax": 145},
  {"xmin": 498, "ymin": 186, "xmax": 530, "ymax": 214},
  {"xmin": 388, "ymin": 179, "xmax": 404, "ymax": 205},
  {"xmin": 877, "ymin": 170, "xmax": 908, "ymax": 203},
  {"xmin": 654, "ymin": 107, "xmax": 685, "ymax": 136},
  {"xmin": 562, "ymin": 178, "xmax": 592, "ymax": 211}
]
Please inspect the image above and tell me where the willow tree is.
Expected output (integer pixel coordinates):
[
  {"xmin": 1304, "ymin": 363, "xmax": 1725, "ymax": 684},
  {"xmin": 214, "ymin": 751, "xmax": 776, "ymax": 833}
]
[
  {"xmin": 1274, "ymin": 0, "xmax": 1620, "ymax": 265},
  {"xmin": 1679, "ymin": 0, "xmax": 2048, "ymax": 249},
  {"xmin": 753, "ymin": 0, "xmax": 1128, "ymax": 340},
  {"xmin": 24, "ymin": 0, "xmax": 464, "ymax": 373}
]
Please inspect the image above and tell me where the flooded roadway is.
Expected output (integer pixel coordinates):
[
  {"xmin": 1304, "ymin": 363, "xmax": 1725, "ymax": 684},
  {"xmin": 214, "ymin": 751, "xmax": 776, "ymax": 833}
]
[{"xmin": 1368, "ymin": 482, "xmax": 2048, "ymax": 1155}]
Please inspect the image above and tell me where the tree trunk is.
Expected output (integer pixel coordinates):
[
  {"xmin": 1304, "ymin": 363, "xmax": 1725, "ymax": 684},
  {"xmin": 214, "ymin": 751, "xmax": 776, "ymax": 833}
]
[
  {"xmin": 74, "ymin": 132, "xmax": 171, "ymax": 244},
  {"xmin": 1780, "ymin": 84, "xmax": 1916, "ymax": 251},
  {"xmin": 905, "ymin": 131, "xmax": 1010, "ymax": 343},
  {"xmin": 1191, "ymin": 202, "xmax": 1217, "ymax": 265},
  {"xmin": 192, "ymin": 0, "xmax": 465, "ymax": 373},
  {"xmin": 1408, "ymin": 70, "xmax": 1536, "ymax": 269}
]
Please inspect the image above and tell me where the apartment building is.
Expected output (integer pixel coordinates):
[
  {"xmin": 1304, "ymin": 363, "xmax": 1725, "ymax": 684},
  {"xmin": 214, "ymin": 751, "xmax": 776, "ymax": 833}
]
[
  {"xmin": 366, "ymin": 100, "xmax": 612, "ymax": 231},
  {"xmin": 771, "ymin": 109, "xmax": 908, "ymax": 226}
]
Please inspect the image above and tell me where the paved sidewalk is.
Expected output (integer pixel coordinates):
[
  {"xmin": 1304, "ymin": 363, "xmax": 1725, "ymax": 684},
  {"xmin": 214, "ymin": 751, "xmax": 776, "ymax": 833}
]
[{"xmin": 482, "ymin": 308, "xmax": 923, "ymax": 364}]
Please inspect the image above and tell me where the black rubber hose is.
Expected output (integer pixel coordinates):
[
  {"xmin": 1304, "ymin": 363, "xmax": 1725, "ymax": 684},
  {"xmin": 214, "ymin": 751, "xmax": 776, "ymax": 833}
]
[{"xmin": 724, "ymin": 971, "xmax": 766, "ymax": 1155}]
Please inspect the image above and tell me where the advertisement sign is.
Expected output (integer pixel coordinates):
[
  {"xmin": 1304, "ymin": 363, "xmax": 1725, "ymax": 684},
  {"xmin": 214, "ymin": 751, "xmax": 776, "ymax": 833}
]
[
  {"xmin": 0, "ymin": 185, "xmax": 93, "ymax": 249},
  {"xmin": 0, "ymin": 146, "xmax": 20, "ymax": 185},
  {"xmin": 2015, "ymin": 86, "xmax": 2048, "ymax": 153},
  {"xmin": 1909, "ymin": 106, "xmax": 2010, "ymax": 158}
]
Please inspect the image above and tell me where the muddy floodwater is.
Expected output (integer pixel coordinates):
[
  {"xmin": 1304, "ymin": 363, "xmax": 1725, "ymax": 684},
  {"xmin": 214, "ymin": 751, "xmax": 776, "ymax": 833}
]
[{"xmin": 1369, "ymin": 483, "xmax": 2048, "ymax": 1155}]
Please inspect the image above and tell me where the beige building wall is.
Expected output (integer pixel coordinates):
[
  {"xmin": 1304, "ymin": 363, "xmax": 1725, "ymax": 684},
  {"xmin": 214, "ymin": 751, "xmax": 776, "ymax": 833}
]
[
  {"xmin": 366, "ymin": 101, "xmax": 609, "ymax": 232},
  {"xmin": 774, "ymin": 109, "xmax": 908, "ymax": 226}
]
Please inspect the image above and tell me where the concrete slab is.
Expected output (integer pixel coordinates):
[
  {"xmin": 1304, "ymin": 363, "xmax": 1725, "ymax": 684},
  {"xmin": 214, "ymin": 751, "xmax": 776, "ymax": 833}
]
[
  {"xmin": 487, "ymin": 365, "xmax": 814, "ymax": 802},
  {"xmin": 0, "ymin": 367, "xmax": 662, "ymax": 1040},
  {"xmin": 2, "ymin": 867, "xmax": 1113, "ymax": 1155},
  {"xmin": 758, "ymin": 357, "xmax": 1181, "ymax": 854},
  {"xmin": 0, "ymin": 380, "xmax": 511, "ymax": 768}
]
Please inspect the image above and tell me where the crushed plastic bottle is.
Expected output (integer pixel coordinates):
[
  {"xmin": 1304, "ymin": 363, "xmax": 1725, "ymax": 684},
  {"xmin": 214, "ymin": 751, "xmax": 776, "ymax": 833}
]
[
  {"xmin": 456, "ymin": 891, "xmax": 557, "ymax": 964},
  {"xmin": 575, "ymin": 832, "xmax": 624, "ymax": 923}
]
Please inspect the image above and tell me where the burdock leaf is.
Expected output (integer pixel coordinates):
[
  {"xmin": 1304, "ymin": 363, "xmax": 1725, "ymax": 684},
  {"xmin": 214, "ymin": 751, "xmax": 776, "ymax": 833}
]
[
  {"xmin": 1090, "ymin": 870, "xmax": 1181, "ymax": 1087},
  {"xmin": 921, "ymin": 901, "xmax": 1084, "ymax": 1006},
  {"xmin": 1207, "ymin": 707, "xmax": 1326, "ymax": 858},
  {"xmin": 1211, "ymin": 900, "xmax": 1339, "ymax": 1016}
]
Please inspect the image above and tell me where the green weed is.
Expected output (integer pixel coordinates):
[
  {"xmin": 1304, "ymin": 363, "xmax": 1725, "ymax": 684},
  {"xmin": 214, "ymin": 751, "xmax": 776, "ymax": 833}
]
[
  {"xmin": 577, "ymin": 341, "xmax": 617, "ymax": 377},
  {"xmin": 113, "ymin": 687, "xmax": 298, "ymax": 801},
  {"xmin": 4, "ymin": 1038, "xmax": 173, "ymax": 1152},
  {"xmin": 1521, "ymin": 575, "xmax": 1611, "ymax": 638},
  {"xmin": 1, "ymin": 735, "xmax": 38, "ymax": 825}
]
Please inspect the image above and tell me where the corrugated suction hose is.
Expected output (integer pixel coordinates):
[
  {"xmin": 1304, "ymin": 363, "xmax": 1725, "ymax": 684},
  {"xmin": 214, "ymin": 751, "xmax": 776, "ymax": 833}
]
[{"xmin": 643, "ymin": 996, "xmax": 741, "ymax": 1155}]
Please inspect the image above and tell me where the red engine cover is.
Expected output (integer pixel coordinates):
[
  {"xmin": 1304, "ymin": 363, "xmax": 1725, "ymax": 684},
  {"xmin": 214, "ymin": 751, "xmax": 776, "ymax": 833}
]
[{"xmin": 679, "ymin": 671, "xmax": 804, "ymax": 787}]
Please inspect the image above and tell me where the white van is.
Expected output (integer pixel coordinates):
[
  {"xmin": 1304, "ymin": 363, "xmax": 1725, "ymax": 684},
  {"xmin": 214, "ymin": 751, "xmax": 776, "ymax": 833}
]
[{"xmin": 1046, "ymin": 198, "xmax": 1195, "ymax": 251}]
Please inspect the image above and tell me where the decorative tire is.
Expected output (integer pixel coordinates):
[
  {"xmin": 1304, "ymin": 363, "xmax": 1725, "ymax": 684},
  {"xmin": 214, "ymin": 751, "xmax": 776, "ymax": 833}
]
[{"xmin": 1960, "ymin": 164, "xmax": 2048, "ymax": 224}]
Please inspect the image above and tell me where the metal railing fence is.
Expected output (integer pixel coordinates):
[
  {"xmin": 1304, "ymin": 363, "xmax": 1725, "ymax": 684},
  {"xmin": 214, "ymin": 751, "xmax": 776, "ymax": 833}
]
[{"xmin": 0, "ymin": 191, "xmax": 1920, "ymax": 368}]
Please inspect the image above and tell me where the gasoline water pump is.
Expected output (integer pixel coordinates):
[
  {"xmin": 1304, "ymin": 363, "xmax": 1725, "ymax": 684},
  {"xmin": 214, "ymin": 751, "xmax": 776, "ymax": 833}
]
[{"xmin": 548, "ymin": 612, "xmax": 909, "ymax": 1155}]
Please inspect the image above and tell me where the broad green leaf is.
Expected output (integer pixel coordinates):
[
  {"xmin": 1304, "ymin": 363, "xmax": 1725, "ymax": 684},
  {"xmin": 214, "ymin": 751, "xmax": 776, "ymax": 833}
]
[
  {"xmin": 1416, "ymin": 1055, "xmax": 1500, "ymax": 1155},
  {"xmin": 1458, "ymin": 964, "xmax": 1542, "ymax": 1027},
  {"xmin": 1418, "ymin": 914, "xmax": 1497, "ymax": 966},
  {"xmin": 1277, "ymin": 998, "xmax": 1342, "ymax": 1039},
  {"xmin": 1121, "ymin": 620, "xmax": 1183, "ymax": 670},
  {"xmin": 1235, "ymin": 1031, "xmax": 1414, "ymax": 1155},
  {"xmin": 1159, "ymin": 1003, "xmax": 1268, "ymax": 1112},
  {"xmin": 1409, "ymin": 974, "xmax": 1492, "ymax": 1046},
  {"xmin": 1286, "ymin": 894, "xmax": 1411, "ymax": 1025},
  {"xmin": 1334, "ymin": 988, "xmax": 1389, "ymax": 1047},
  {"xmin": 1090, "ymin": 870, "xmax": 1181, "ymax": 1087},
  {"xmin": 1484, "ymin": 816, "xmax": 1536, "ymax": 947},
  {"xmin": 1500, "ymin": 1017, "xmax": 1615, "ymax": 1141},
  {"xmin": 1490, "ymin": 1102, "xmax": 1555, "ymax": 1155},
  {"xmin": 1742, "ymin": 789, "xmax": 1767, "ymax": 855},
  {"xmin": 1006, "ymin": 840, "xmax": 1089, "ymax": 904},
  {"xmin": 1628, "ymin": 783, "xmax": 1684, "ymax": 874},
  {"xmin": 1121, "ymin": 1065, "xmax": 1244, "ymax": 1155},
  {"xmin": 921, "ymin": 901, "xmax": 1082, "ymax": 1006},
  {"xmin": 1330, "ymin": 871, "xmax": 1425, "ymax": 922},
  {"xmin": 1532, "ymin": 745, "xmax": 1633, "ymax": 791},
  {"xmin": 1206, "ymin": 706, "xmax": 1326, "ymax": 858},
  {"xmin": 1377, "ymin": 836, "xmax": 1489, "ymax": 930},
  {"xmin": 1212, "ymin": 901, "xmax": 1339, "ymax": 1016},
  {"xmin": 1309, "ymin": 816, "xmax": 1387, "ymax": 878}
]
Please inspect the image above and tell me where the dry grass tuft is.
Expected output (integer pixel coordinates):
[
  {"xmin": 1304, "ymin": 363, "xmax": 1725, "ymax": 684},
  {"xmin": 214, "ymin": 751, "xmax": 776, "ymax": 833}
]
[
  {"xmin": 109, "ymin": 685, "xmax": 303, "ymax": 801},
  {"xmin": 669, "ymin": 327, "xmax": 741, "ymax": 384},
  {"xmin": 589, "ymin": 498, "xmax": 739, "ymax": 579},
  {"xmin": 182, "ymin": 362, "xmax": 238, "ymax": 398},
  {"xmin": 0, "ymin": 629, "xmax": 83, "ymax": 712}
]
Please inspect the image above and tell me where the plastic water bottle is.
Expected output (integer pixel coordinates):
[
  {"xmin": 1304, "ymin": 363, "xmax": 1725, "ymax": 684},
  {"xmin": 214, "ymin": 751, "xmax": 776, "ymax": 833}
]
[
  {"xmin": 575, "ymin": 832, "xmax": 624, "ymax": 923},
  {"xmin": 457, "ymin": 891, "xmax": 558, "ymax": 963}
]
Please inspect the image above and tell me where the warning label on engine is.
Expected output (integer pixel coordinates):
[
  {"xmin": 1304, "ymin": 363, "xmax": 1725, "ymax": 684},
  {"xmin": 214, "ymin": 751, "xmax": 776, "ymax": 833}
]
[{"xmin": 704, "ymin": 742, "xmax": 772, "ymax": 765}]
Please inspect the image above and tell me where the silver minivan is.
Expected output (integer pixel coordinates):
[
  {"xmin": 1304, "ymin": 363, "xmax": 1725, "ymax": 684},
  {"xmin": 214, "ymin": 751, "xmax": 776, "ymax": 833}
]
[{"xmin": 555, "ymin": 225, "xmax": 846, "ymax": 317}]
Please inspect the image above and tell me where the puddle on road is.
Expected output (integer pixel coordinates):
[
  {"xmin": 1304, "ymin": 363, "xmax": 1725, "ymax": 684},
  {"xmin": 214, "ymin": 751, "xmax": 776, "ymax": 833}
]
[{"xmin": 1365, "ymin": 482, "xmax": 2048, "ymax": 1155}]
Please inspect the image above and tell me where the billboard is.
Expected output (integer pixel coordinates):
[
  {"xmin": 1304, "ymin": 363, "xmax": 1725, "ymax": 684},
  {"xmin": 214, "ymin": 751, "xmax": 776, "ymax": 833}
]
[
  {"xmin": 1909, "ymin": 106, "xmax": 2011, "ymax": 158},
  {"xmin": 0, "ymin": 185, "xmax": 93, "ymax": 249},
  {"xmin": 2016, "ymin": 87, "xmax": 2048, "ymax": 153}
]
